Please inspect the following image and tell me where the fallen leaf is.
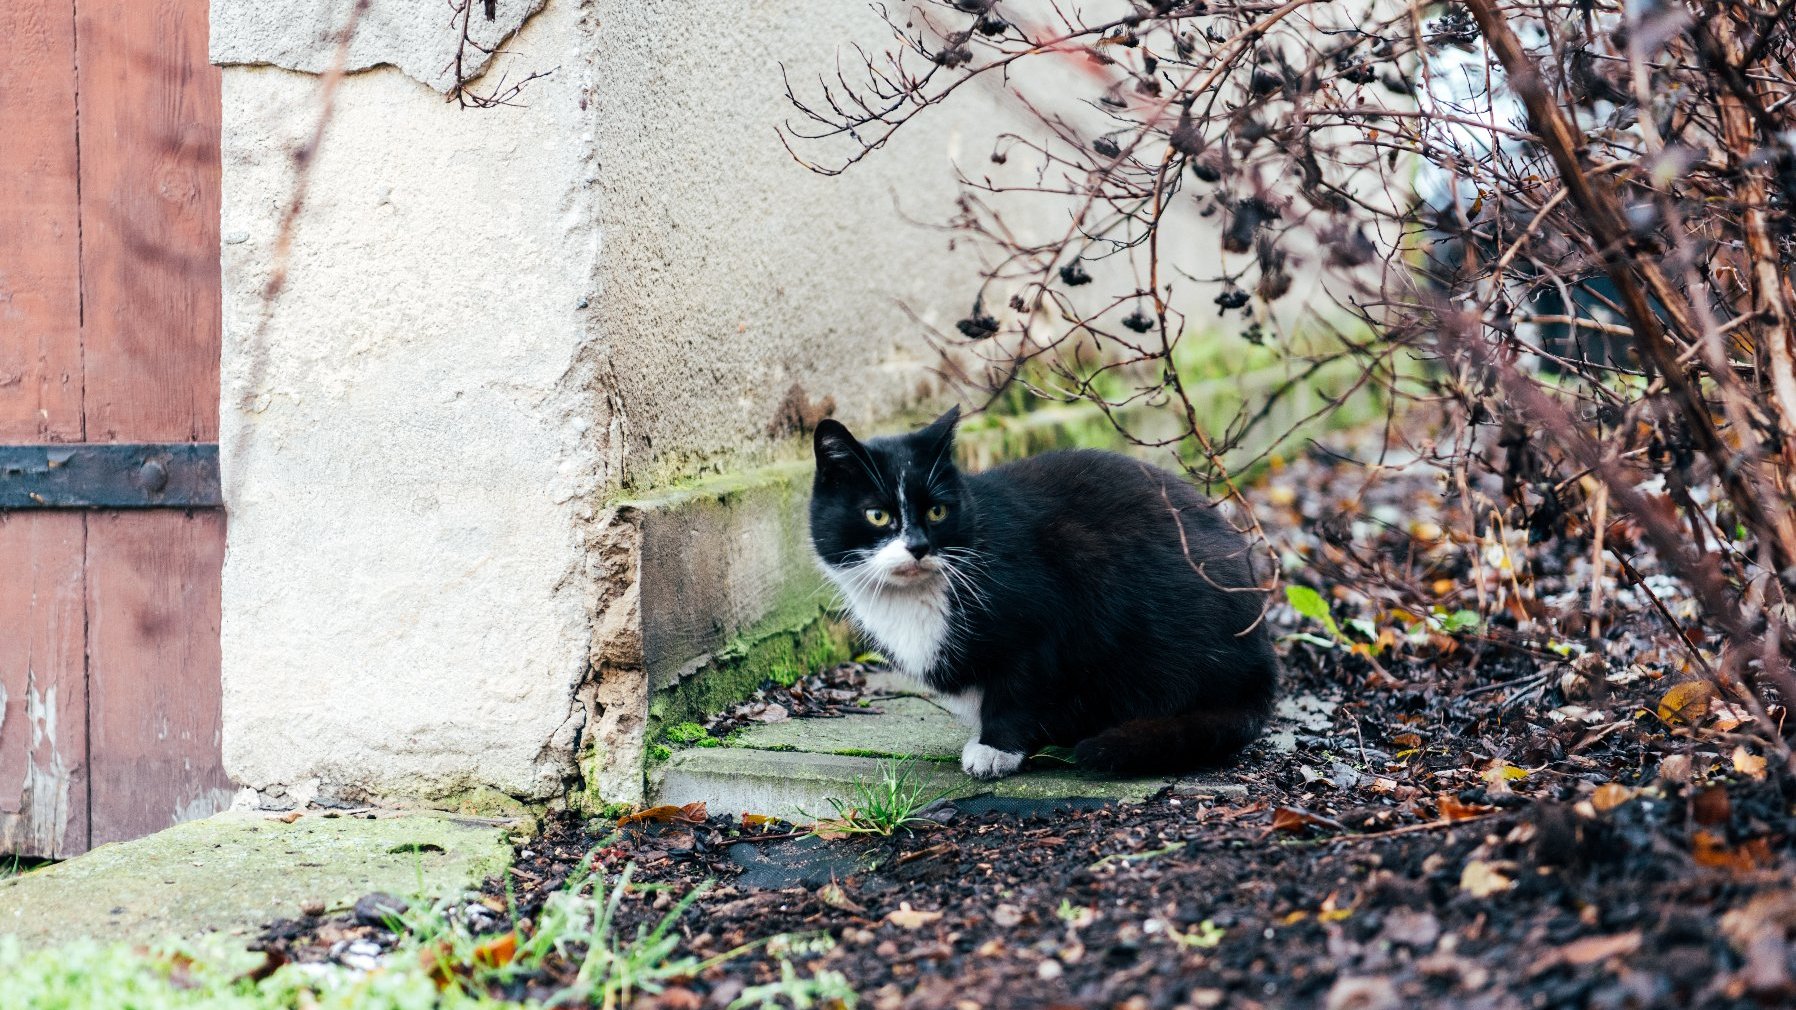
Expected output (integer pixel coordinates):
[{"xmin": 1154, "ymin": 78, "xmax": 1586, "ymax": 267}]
[
  {"xmin": 1732, "ymin": 745, "xmax": 1768, "ymax": 780},
  {"xmin": 740, "ymin": 813, "xmax": 779, "ymax": 829},
  {"xmin": 1693, "ymin": 785, "xmax": 1731, "ymax": 826},
  {"xmin": 817, "ymin": 880, "xmax": 866, "ymax": 914},
  {"xmin": 1590, "ymin": 783, "xmax": 1635, "ymax": 813},
  {"xmin": 1693, "ymin": 830, "xmax": 1769, "ymax": 872},
  {"xmin": 1459, "ymin": 860, "xmax": 1513, "ymax": 898},
  {"xmin": 1710, "ymin": 701, "xmax": 1753, "ymax": 732},
  {"xmin": 1657, "ymin": 681, "xmax": 1716, "ymax": 725},
  {"xmin": 1532, "ymin": 932, "xmax": 1641, "ymax": 973},
  {"xmin": 473, "ymin": 932, "xmax": 518, "ymax": 968},
  {"xmin": 1271, "ymin": 807, "xmax": 1322, "ymax": 833},
  {"xmin": 1437, "ymin": 794, "xmax": 1494, "ymax": 821},
  {"xmin": 809, "ymin": 819, "xmax": 857, "ymax": 841},
  {"xmin": 887, "ymin": 902, "xmax": 944, "ymax": 929},
  {"xmin": 619, "ymin": 802, "xmax": 707, "ymax": 827},
  {"xmin": 1658, "ymin": 754, "xmax": 1693, "ymax": 784},
  {"xmin": 1560, "ymin": 932, "xmax": 1640, "ymax": 965}
]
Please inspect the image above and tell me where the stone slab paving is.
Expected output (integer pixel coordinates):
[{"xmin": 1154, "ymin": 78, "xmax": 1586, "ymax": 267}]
[
  {"xmin": 0, "ymin": 810, "xmax": 515, "ymax": 949},
  {"xmin": 656, "ymin": 687, "xmax": 1250, "ymax": 820}
]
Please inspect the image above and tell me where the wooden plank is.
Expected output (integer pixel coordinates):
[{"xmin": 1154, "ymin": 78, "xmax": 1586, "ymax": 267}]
[
  {"xmin": 85, "ymin": 510, "xmax": 231, "ymax": 848},
  {"xmin": 74, "ymin": 0, "xmax": 222, "ymax": 443},
  {"xmin": 0, "ymin": 2, "xmax": 84, "ymax": 442},
  {"xmin": 0, "ymin": 514, "xmax": 90, "ymax": 858}
]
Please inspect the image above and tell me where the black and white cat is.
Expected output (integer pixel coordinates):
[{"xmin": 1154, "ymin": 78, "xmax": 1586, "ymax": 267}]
[{"xmin": 809, "ymin": 406, "xmax": 1277, "ymax": 780}]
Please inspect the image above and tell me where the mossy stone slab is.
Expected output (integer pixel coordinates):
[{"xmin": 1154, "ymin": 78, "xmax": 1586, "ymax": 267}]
[
  {"xmin": 0, "ymin": 811, "xmax": 514, "ymax": 950},
  {"xmin": 727, "ymin": 696, "xmax": 969, "ymax": 760},
  {"xmin": 658, "ymin": 692, "xmax": 1246, "ymax": 820}
]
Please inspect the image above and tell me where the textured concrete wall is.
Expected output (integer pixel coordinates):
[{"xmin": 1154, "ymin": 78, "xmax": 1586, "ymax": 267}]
[
  {"xmin": 592, "ymin": 2, "xmax": 976, "ymax": 487},
  {"xmin": 218, "ymin": 1, "xmax": 604, "ymax": 806},
  {"xmin": 216, "ymin": 0, "xmax": 986, "ymax": 806}
]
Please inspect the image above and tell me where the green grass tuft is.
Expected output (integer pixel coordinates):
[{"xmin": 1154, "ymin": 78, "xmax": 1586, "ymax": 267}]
[{"xmin": 807, "ymin": 760, "xmax": 949, "ymax": 839}]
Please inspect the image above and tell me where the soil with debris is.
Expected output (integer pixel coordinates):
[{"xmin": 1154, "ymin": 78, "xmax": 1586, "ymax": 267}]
[{"xmin": 261, "ymin": 442, "xmax": 1796, "ymax": 1009}]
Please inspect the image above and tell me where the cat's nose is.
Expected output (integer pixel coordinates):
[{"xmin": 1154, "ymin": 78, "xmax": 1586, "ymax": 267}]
[{"xmin": 905, "ymin": 541, "xmax": 930, "ymax": 560}]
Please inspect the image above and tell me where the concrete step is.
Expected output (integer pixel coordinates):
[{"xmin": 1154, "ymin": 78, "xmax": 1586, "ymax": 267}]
[
  {"xmin": 654, "ymin": 687, "xmax": 1251, "ymax": 821},
  {"xmin": 0, "ymin": 810, "xmax": 515, "ymax": 949}
]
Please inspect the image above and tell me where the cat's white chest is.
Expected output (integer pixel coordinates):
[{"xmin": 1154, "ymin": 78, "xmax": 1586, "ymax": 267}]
[{"xmin": 830, "ymin": 576, "xmax": 951, "ymax": 679}]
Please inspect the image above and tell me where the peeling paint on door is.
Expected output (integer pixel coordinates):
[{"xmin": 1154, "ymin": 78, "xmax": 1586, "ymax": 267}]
[{"xmin": 21, "ymin": 678, "xmax": 73, "ymax": 855}]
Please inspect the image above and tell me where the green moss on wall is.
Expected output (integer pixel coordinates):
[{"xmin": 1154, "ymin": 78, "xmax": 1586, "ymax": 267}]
[{"xmin": 645, "ymin": 616, "xmax": 853, "ymax": 745}]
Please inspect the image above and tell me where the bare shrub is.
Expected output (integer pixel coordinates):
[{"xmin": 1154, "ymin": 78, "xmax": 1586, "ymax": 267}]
[{"xmin": 782, "ymin": 0, "xmax": 1796, "ymax": 757}]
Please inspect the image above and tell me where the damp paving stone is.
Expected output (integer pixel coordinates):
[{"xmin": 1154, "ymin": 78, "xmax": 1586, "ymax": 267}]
[{"xmin": 0, "ymin": 810, "xmax": 515, "ymax": 949}]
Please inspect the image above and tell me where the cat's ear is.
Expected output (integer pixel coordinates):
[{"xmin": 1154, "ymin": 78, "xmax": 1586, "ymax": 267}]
[
  {"xmin": 814, "ymin": 419, "xmax": 868, "ymax": 477},
  {"xmin": 916, "ymin": 405, "xmax": 961, "ymax": 468}
]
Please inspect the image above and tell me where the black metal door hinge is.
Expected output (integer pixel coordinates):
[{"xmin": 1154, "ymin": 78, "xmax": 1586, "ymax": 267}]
[{"xmin": 0, "ymin": 443, "xmax": 222, "ymax": 509}]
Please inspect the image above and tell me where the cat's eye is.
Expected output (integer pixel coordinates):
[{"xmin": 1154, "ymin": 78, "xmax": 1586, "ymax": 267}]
[
  {"xmin": 864, "ymin": 508, "xmax": 893, "ymax": 527},
  {"xmin": 926, "ymin": 504, "xmax": 949, "ymax": 523}
]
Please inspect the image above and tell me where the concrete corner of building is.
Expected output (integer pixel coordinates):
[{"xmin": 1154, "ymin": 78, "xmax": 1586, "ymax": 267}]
[{"xmin": 576, "ymin": 462, "xmax": 854, "ymax": 809}]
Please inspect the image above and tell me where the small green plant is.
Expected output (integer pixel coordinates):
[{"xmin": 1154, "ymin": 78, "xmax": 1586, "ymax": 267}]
[
  {"xmin": 731, "ymin": 959, "xmax": 858, "ymax": 1009},
  {"xmin": 1284, "ymin": 584, "xmax": 1347, "ymax": 650},
  {"xmin": 1170, "ymin": 919, "xmax": 1226, "ymax": 949},
  {"xmin": 808, "ymin": 760, "xmax": 948, "ymax": 839},
  {"xmin": 647, "ymin": 743, "xmax": 673, "ymax": 763},
  {"xmin": 403, "ymin": 858, "xmax": 726, "ymax": 1006}
]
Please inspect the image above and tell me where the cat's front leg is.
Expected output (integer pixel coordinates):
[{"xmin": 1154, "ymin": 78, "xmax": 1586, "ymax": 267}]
[
  {"xmin": 960, "ymin": 738, "xmax": 1024, "ymax": 780},
  {"xmin": 959, "ymin": 696, "xmax": 1038, "ymax": 780}
]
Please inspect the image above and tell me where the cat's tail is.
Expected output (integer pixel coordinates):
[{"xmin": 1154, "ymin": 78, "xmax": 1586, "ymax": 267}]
[{"xmin": 1072, "ymin": 703, "xmax": 1270, "ymax": 775}]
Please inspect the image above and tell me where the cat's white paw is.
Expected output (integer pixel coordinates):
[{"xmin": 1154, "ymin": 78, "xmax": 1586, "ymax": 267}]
[{"xmin": 961, "ymin": 739, "xmax": 1024, "ymax": 780}]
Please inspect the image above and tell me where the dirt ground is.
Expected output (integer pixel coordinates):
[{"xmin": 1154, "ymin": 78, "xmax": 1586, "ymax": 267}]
[{"xmin": 262, "ymin": 444, "xmax": 1796, "ymax": 1009}]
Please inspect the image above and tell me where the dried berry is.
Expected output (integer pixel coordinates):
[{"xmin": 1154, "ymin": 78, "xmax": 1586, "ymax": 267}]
[
  {"xmin": 1122, "ymin": 310, "xmax": 1155, "ymax": 333},
  {"xmin": 933, "ymin": 46, "xmax": 973, "ymax": 68},
  {"xmin": 1093, "ymin": 136, "xmax": 1122, "ymax": 159},
  {"xmin": 1215, "ymin": 288, "xmax": 1251, "ymax": 311},
  {"xmin": 957, "ymin": 310, "xmax": 999, "ymax": 340},
  {"xmin": 1058, "ymin": 261, "xmax": 1093, "ymax": 286},
  {"xmin": 1169, "ymin": 112, "xmax": 1203, "ymax": 157}
]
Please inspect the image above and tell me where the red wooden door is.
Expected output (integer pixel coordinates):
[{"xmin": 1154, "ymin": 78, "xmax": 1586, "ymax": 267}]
[{"xmin": 1, "ymin": 0, "xmax": 230, "ymax": 857}]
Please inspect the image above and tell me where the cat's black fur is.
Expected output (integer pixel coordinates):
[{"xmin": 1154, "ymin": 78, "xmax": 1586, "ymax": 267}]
[{"xmin": 810, "ymin": 406, "xmax": 1276, "ymax": 777}]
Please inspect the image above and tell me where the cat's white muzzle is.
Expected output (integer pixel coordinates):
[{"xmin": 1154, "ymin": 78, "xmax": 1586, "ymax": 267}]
[{"xmin": 865, "ymin": 538, "xmax": 943, "ymax": 589}]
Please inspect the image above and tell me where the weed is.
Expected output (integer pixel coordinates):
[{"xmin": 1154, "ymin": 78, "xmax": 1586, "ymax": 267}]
[
  {"xmin": 0, "ymin": 859, "xmax": 854, "ymax": 1010},
  {"xmin": 808, "ymin": 760, "xmax": 949, "ymax": 839},
  {"xmin": 731, "ymin": 959, "xmax": 858, "ymax": 1009},
  {"xmin": 1169, "ymin": 919, "xmax": 1226, "ymax": 949}
]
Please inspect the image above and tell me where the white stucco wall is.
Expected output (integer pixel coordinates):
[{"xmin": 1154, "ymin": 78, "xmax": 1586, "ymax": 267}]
[{"xmin": 217, "ymin": 0, "xmax": 989, "ymax": 805}]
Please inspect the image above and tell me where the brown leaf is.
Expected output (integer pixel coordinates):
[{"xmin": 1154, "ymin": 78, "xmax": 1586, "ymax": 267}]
[
  {"xmin": 1693, "ymin": 785, "xmax": 1731, "ymax": 826},
  {"xmin": 1459, "ymin": 860, "xmax": 1513, "ymax": 898},
  {"xmin": 818, "ymin": 880, "xmax": 866, "ymax": 914},
  {"xmin": 1437, "ymin": 794, "xmax": 1495, "ymax": 822},
  {"xmin": 1271, "ymin": 807, "xmax": 1313, "ymax": 833},
  {"xmin": 1590, "ymin": 783, "xmax": 1634, "ymax": 813},
  {"xmin": 618, "ymin": 802, "xmax": 708, "ymax": 826},
  {"xmin": 1693, "ymin": 830, "xmax": 1769, "ymax": 872},
  {"xmin": 473, "ymin": 932, "xmax": 518, "ymax": 968},
  {"xmin": 1732, "ymin": 745, "xmax": 1768, "ymax": 780},
  {"xmin": 886, "ymin": 902, "xmax": 944, "ymax": 929},
  {"xmin": 1555, "ymin": 931, "xmax": 1642, "ymax": 966},
  {"xmin": 644, "ymin": 987, "xmax": 705, "ymax": 1010},
  {"xmin": 1657, "ymin": 681, "xmax": 1716, "ymax": 726}
]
